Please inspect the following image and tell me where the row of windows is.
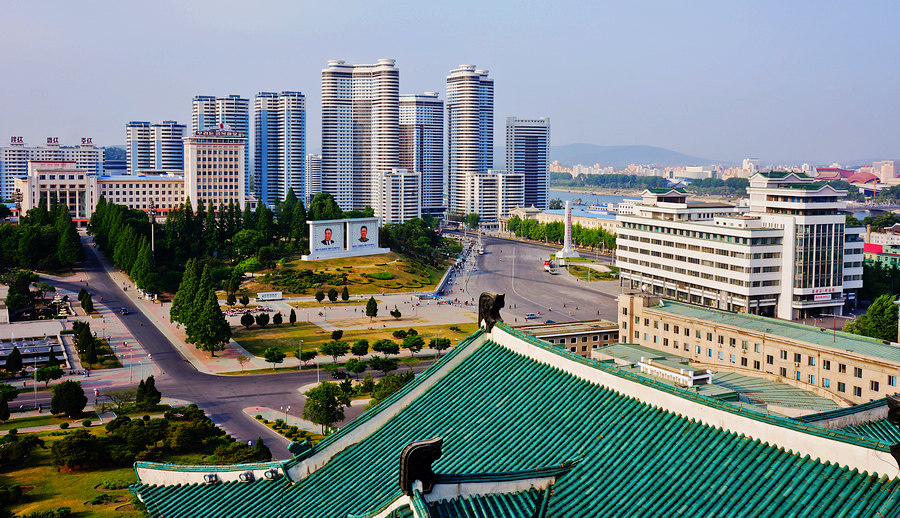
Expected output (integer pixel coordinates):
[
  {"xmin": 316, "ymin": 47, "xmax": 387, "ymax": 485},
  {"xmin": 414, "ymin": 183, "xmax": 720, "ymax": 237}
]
[
  {"xmin": 38, "ymin": 174, "xmax": 85, "ymax": 180},
  {"xmin": 619, "ymin": 222, "xmax": 782, "ymax": 246},
  {"xmin": 546, "ymin": 334, "xmax": 611, "ymax": 345}
]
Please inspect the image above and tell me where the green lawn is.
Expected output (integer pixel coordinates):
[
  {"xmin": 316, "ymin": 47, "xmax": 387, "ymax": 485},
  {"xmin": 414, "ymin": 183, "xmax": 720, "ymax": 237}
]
[
  {"xmin": 567, "ymin": 264, "xmax": 619, "ymax": 282},
  {"xmin": 290, "ymin": 300, "xmax": 366, "ymax": 308},
  {"xmin": 0, "ymin": 411, "xmax": 100, "ymax": 431},
  {"xmin": 233, "ymin": 322, "xmax": 479, "ymax": 357}
]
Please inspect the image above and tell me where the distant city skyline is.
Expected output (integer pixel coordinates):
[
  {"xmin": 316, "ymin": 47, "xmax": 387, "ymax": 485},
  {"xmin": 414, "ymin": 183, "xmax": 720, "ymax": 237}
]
[{"xmin": 3, "ymin": 1, "xmax": 900, "ymax": 165}]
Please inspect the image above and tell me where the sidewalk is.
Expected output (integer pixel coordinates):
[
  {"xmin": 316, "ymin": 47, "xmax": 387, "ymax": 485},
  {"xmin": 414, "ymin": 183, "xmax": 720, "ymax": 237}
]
[{"xmin": 243, "ymin": 400, "xmax": 372, "ymax": 436}]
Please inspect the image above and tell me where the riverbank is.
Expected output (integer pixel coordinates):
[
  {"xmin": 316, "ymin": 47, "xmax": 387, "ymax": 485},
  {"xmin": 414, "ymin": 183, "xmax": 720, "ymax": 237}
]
[{"xmin": 549, "ymin": 187, "xmax": 745, "ymax": 205}]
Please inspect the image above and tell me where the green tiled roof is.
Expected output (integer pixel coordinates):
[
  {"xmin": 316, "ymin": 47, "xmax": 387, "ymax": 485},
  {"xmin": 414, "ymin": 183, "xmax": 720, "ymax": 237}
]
[
  {"xmin": 757, "ymin": 171, "xmax": 811, "ymax": 179},
  {"xmin": 647, "ymin": 187, "xmax": 687, "ymax": 194},
  {"xmin": 652, "ymin": 299, "xmax": 900, "ymax": 364},
  {"xmin": 426, "ymin": 488, "xmax": 549, "ymax": 518},
  {"xmin": 713, "ymin": 372, "xmax": 842, "ymax": 412},
  {"xmin": 842, "ymin": 419, "xmax": 900, "ymax": 445},
  {"xmin": 132, "ymin": 337, "xmax": 900, "ymax": 517}
]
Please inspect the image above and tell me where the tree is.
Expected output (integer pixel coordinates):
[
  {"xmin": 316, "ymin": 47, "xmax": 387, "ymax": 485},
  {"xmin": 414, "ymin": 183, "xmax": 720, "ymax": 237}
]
[
  {"xmin": 327, "ymin": 287, "xmax": 338, "ymax": 302},
  {"xmin": 307, "ymin": 193, "xmax": 344, "ymax": 221},
  {"xmin": 351, "ymin": 339, "xmax": 369, "ymax": 357},
  {"xmin": 273, "ymin": 312, "xmax": 283, "ymax": 326},
  {"xmin": 372, "ymin": 339, "xmax": 399, "ymax": 357},
  {"xmin": 104, "ymin": 389, "xmax": 136, "ymax": 414},
  {"xmin": 170, "ymin": 259, "xmax": 198, "ymax": 324},
  {"xmin": 289, "ymin": 309, "xmax": 297, "ymax": 326},
  {"xmin": 429, "ymin": 337, "xmax": 452, "ymax": 356},
  {"xmin": 466, "ymin": 213, "xmax": 481, "ymax": 230},
  {"xmin": 263, "ymin": 347, "xmax": 285, "ymax": 371},
  {"xmin": 139, "ymin": 375, "xmax": 161, "ymax": 409},
  {"xmin": 302, "ymin": 381, "xmax": 350, "ymax": 433},
  {"xmin": 844, "ymin": 294, "xmax": 899, "ymax": 342},
  {"xmin": 390, "ymin": 308, "xmax": 402, "ymax": 320},
  {"xmin": 321, "ymin": 341, "xmax": 349, "ymax": 363},
  {"xmin": 345, "ymin": 358, "xmax": 367, "ymax": 378},
  {"xmin": 236, "ymin": 355, "xmax": 249, "ymax": 372},
  {"xmin": 402, "ymin": 334, "xmax": 425, "ymax": 355},
  {"xmin": 255, "ymin": 313, "xmax": 270, "ymax": 328},
  {"xmin": 240, "ymin": 294, "xmax": 250, "ymax": 307},
  {"xmin": 5, "ymin": 347, "xmax": 22, "ymax": 373},
  {"xmin": 36, "ymin": 365, "xmax": 63, "ymax": 387},
  {"xmin": 315, "ymin": 290, "xmax": 325, "ymax": 303},
  {"xmin": 227, "ymin": 292, "xmax": 237, "ymax": 306},
  {"xmin": 0, "ymin": 383, "xmax": 18, "ymax": 405},
  {"xmin": 85, "ymin": 339, "xmax": 98, "ymax": 366},
  {"xmin": 241, "ymin": 313, "xmax": 254, "ymax": 328},
  {"xmin": 366, "ymin": 296, "xmax": 378, "ymax": 320},
  {"xmin": 331, "ymin": 329, "xmax": 344, "ymax": 341},
  {"xmin": 186, "ymin": 290, "xmax": 232, "ymax": 357},
  {"xmin": 81, "ymin": 293, "xmax": 94, "ymax": 314},
  {"xmin": 51, "ymin": 429, "xmax": 100, "ymax": 469},
  {"xmin": 369, "ymin": 356, "xmax": 398, "ymax": 375},
  {"xmin": 341, "ymin": 286, "xmax": 349, "ymax": 301},
  {"xmin": 50, "ymin": 380, "xmax": 87, "ymax": 418},
  {"xmin": 300, "ymin": 350, "xmax": 317, "ymax": 366},
  {"xmin": 549, "ymin": 198, "xmax": 563, "ymax": 210},
  {"xmin": 0, "ymin": 399, "xmax": 8, "ymax": 422}
]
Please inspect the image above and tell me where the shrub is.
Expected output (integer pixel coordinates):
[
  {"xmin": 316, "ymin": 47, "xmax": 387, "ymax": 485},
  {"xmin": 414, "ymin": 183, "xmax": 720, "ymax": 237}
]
[
  {"xmin": 449, "ymin": 326, "xmax": 462, "ymax": 332},
  {"xmin": 81, "ymin": 419, "xmax": 91, "ymax": 428},
  {"xmin": 392, "ymin": 329, "xmax": 407, "ymax": 339},
  {"xmin": 255, "ymin": 414, "xmax": 263, "ymax": 420},
  {"xmin": 7, "ymin": 429, "xmax": 16, "ymax": 435},
  {"xmin": 235, "ymin": 257, "xmax": 263, "ymax": 273},
  {"xmin": 0, "ymin": 484, "xmax": 22, "ymax": 504},
  {"xmin": 101, "ymin": 478, "xmax": 132, "ymax": 490},
  {"xmin": 364, "ymin": 272, "xmax": 395, "ymax": 280},
  {"xmin": 59, "ymin": 422, "xmax": 69, "ymax": 429}
]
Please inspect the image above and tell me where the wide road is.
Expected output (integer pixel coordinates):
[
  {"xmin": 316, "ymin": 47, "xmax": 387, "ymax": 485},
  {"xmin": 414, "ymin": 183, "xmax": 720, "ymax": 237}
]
[
  {"xmin": 54, "ymin": 239, "xmax": 434, "ymax": 458},
  {"xmin": 445, "ymin": 234, "xmax": 622, "ymax": 324}
]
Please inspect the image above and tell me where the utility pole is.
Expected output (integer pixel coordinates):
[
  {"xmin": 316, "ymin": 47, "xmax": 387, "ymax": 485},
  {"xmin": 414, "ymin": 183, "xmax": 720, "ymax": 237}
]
[{"xmin": 148, "ymin": 201, "xmax": 156, "ymax": 257}]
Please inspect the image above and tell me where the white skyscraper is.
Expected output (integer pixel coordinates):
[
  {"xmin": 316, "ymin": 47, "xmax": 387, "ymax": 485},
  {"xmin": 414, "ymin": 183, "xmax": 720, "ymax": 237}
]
[
  {"xmin": 400, "ymin": 92, "xmax": 444, "ymax": 215},
  {"xmin": 254, "ymin": 91, "xmax": 306, "ymax": 206},
  {"xmin": 321, "ymin": 59, "xmax": 399, "ymax": 211},
  {"xmin": 375, "ymin": 169, "xmax": 422, "ymax": 224},
  {"xmin": 192, "ymin": 94, "xmax": 250, "ymax": 196},
  {"xmin": 305, "ymin": 154, "xmax": 322, "ymax": 204},
  {"xmin": 126, "ymin": 120, "xmax": 185, "ymax": 174},
  {"xmin": 446, "ymin": 65, "xmax": 493, "ymax": 218},
  {"xmin": 506, "ymin": 117, "xmax": 550, "ymax": 210}
]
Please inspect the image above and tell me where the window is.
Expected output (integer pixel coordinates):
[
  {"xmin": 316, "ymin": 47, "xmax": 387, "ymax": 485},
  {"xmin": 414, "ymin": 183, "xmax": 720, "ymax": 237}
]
[
  {"xmin": 871, "ymin": 380, "xmax": 880, "ymax": 392},
  {"xmin": 548, "ymin": 339, "xmax": 554, "ymax": 344},
  {"xmin": 696, "ymin": 346, "xmax": 702, "ymax": 354},
  {"xmin": 634, "ymin": 317, "xmax": 639, "ymax": 325},
  {"xmin": 766, "ymin": 355, "xmax": 774, "ymax": 365},
  {"xmin": 780, "ymin": 351, "xmax": 788, "ymax": 360},
  {"xmin": 793, "ymin": 353, "xmax": 802, "ymax": 363},
  {"xmin": 634, "ymin": 331, "xmax": 639, "ymax": 339},
  {"xmin": 779, "ymin": 367, "xmax": 787, "ymax": 377},
  {"xmin": 808, "ymin": 357, "xmax": 815, "ymax": 367},
  {"xmin": 823, "ymin": 360, "xmax": 831, "ymax": 370},
  {"xmin": 582, "ymin": 336, "xmax": 587, "ymax": 342},
  {"xmin": 674, "ymin": 326, "xmax": 679, "ymax": 334},
  {"xmin": 823, "ymin": 378, "xmax": 830, "ymax": 388},
  {"xmin": 718, "ymin": 351, "xmax": 724, "ymax": 360},
  {"xmin": 708, "ymin": 349, "xmax": 712, "ymax": 357},
  {"xmin": 808, "ymin": 374, "xmax": 815, "ymax": 384},
  {"xmin": 889, "ymin": 375, "xmax": 897, "ymax": 387},
  {"xmin": 754, "ymin": 343, "xmax": 761, "ymax": 353},
  {"xmin": 853, "ymin": 367, "xmax": 863, "ymax": 379},
  {"xmin": 593, "ymin": 335, "xmax": 599, "ymax": 342},
  {"xmin": 570, "ymin": 347, "xmax": 576, "ymax": 353},
  {"xmin": 644, "ymin": 319, "xmax": 649, "ymax": 326},
  {"xmin": 581, "ymin": 346, "xmax": 587, "ymax": 352},
  {"xmin": 740, "ymin": 357, "xmax": 748, "ymax": 367},
  {"xmin": 795, "ymin": 371, "xmax": 801, "ymax": 381},
  {"xmin": 653, "ymin": 336, "xmax": 658, "ymax": 344},
  {"xmin": 753, "ymin": 360, "xmax": 760, "ymax": 370},
  {"xmin": 853, "ymin": 386, "xmax": 862, "ymax": 397},
  {"xmin": 643, "ymin": 333, "xmax": 648, "ymax": 341},
  {"xmin": 730, "ymin": 354, "xmax": 736, "ymax": 364},
  {"xmin": 741, "ymin": 340, "xmax": 748, "ymax": 350},
  {"xmin": 663, "ymin": 323, "xmax": 668, "ymax": 331},
  {"xmin": 695, "ymin": 330, "xmax": 700, "ymax": 339},
  {"xmin": 718, "ymin": 335, "xmax": 724, "ymax": 345},
  {"xmin": 674, "ymin": 340, "xmax": 679, "ymax": 348},
  {"xmin": 570, "ymin": 337, "xmax": 576, "ymax": 344},
  {"xmin": 663, "ymin": 338, "xmax": 668, "ymax": 346},
  {"xmin": 707, "ymin": 332, "xmax": 713, "ymax": 341},
  {"xmin": 837, "ymin": 382, "xmax": 846, "ymax": 393},
  {"xmin": 653, "ymin": 321, "xmax": 659, "ymax": 329},
  {"xmin": 730, "ymin": 338, "xmax": 736, "ymax": 347}
]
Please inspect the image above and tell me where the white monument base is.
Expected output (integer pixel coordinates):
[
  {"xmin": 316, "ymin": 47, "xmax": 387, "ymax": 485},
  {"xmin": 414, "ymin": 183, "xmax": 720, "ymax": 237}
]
[
  {"xmin": 302, "ymin": 246, "xmax": 391, "ymax": 261},
  {"xmin": 555, "ymin": 247, "xmax": 580, "ymax": 259}
]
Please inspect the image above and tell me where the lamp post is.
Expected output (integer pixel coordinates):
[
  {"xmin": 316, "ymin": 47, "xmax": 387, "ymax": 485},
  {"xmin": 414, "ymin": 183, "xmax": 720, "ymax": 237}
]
[
  {"xmin": 315, "ymin": 349, "xmax": 319, "ymax": 383},
  {"xmin": 32, "ymin": 344, "xmax": 38, "ymax": 410},
  {"xmin": 298, "ymin": 340, "xmax": 304, "ymax": 371},
  {"xmin": 148, "ymin": 201, "xmax": 157, "ymax": 257}
]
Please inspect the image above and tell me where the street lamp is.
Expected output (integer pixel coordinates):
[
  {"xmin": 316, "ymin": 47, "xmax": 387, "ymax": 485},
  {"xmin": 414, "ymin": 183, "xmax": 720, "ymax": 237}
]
[
  {"xmin": 298, "ymin": 340, "xmax": 304, "ymax": 371},
  {"xmin": 148, "ymin": 201, "xmax": 157, "ymax": 257}
]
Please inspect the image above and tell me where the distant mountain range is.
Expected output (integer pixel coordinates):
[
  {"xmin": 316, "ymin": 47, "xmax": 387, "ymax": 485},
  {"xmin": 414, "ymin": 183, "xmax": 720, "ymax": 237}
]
[{"xmin": 548, "ymin": 144, "xmax": 727, "ymax": 169}]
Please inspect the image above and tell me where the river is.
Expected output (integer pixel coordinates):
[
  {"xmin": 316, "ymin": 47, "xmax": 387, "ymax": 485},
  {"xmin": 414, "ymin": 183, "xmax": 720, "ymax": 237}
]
[{"xmin": 548, "ymin": 189, "xmax": 630, "ymax": 207}]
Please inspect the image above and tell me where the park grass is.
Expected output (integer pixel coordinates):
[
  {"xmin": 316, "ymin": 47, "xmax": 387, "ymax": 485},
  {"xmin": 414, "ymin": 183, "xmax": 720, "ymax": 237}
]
[
  {"xmin": 254, "ymin": 416, "xmax": 326, "ymax": 445},
  {"xmin": 79, "ymin": 338, "xmax": 122, "ymax": 370},
  {"xmin": 290, "ymin": 300, "xmax": 366, "ymax": 308},
  {"xmin": 0, "ymin": 411, "xmax": 100, "ymax": 431},
  {"xmin": 243, "ymin": 252, "xmax": 448, "ymax": 296},
  {"xmin": 567, "ymin": 264, "xmax": 619, "ymax": 282},
  {"xmin": 233, "ymin": 321, "xmax": 479, "ymax": 356},
  {"xmin": 1, "ymin": 429, "xmax": 145, "ymax": 517}
]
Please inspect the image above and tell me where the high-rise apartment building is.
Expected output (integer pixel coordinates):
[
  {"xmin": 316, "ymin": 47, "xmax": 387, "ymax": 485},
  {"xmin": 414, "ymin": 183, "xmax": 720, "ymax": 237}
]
[
  {"xmin": 400, "ymin": 92, "xmax": 444, "ymax": 215},
  {"xmin": 375, "ymin": 169, "xmax": 421, "ymax": 224},
  {"xmin": 192, "ymin": 94, "xmax": 250, "ymax": 196},
  {"xmin": 321, "ymin": 59, "xmax": 399, "ymax": 212},
  {"xmin": 184, "ymin": 126, "xmax": 246, "ymax": 209},
  {"xmin": 446, "ymin": 65, "xmax": 493, "ymax": 218},
  {"xmin": 125, "ymin": 120, "xmax": 185, "ymax": 174},
  {"xmin": 616, "ymin": 172, "xmax": 864, "ymax": 320},
  {"xmin": 1, "ymin": 136, "xmax": 103, "ymax": 199},
  {"xmin": 254, "ymin": 91, "xmax": 306, "ymax": 206},
  {"xmin": 505, "ymin": 117, "xmax": 550, "ymax": 210},
  {"xmin": 305, "ymin": 154, "xmax": 322, "ymax": 204}
]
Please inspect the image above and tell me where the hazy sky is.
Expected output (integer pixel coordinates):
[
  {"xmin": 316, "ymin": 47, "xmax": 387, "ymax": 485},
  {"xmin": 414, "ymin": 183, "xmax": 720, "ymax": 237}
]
[{"xmin": 3, "ymin": 1, "xmax": 898, "ymax": 165}]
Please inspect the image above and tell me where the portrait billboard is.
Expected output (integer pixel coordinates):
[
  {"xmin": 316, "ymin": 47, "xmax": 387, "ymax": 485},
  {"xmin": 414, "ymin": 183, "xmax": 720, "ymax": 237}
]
[
  {"xmin": 311, "ymin": 221, "xmax": 344, "ymax": 251},
  {"xmin": 348, "ymin": 219, "xmax": 379, "ymax": 251}
]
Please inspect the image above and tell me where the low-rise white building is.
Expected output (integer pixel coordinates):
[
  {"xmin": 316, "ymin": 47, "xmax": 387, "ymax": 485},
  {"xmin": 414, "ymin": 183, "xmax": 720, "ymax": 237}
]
[
  {"xmin": 375, "ymin": 169, "xmax": 421, "ymax": 224},
  {"xmin": 616, "ymin": 172, "xmax": 863, "ymax": 319}
]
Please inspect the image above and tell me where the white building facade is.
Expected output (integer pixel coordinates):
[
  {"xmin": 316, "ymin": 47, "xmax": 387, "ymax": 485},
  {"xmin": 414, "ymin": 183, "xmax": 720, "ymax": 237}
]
[
  {"xmin": 184, "ymin": 127, "xmax": 246, "ymax": 209},
  {"xmin": 126, "ymin": 120, "xmax": 185, "ymax": 174},
  {"xmin": 616, "ymin": 172, "xmax": 863, "ymax": 320},
  {"xmin": 446, "ymin": 65, "xmax": 493, "ymax": 218},
  {"xmin": 254, "ymin": 91, "xmax": 307, "ymax": 206},
  {"xmin": 192, "ymin": 95, "xmax": 250, "ymax": 196},
  {"xmin": 400, "ymin": 92, "xmax": 444, "ymax": 216},
  {"xmin": 321, "ymin": 59, "xmax": 399, "ymax": 211},
  {"xmin": 375, "ymin": 169, "xmax": 421, "ymax": 224},
  {"xmin": 305, "ymin": 154, "xmax": 322, "ymax": 204},
  {"xmin": 1, "ymin": 137, "xmax": 103, "ymax": 200},
  {"xmin": 505, "ymin": 117, "xmax": 550, "ymax": 210}
]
